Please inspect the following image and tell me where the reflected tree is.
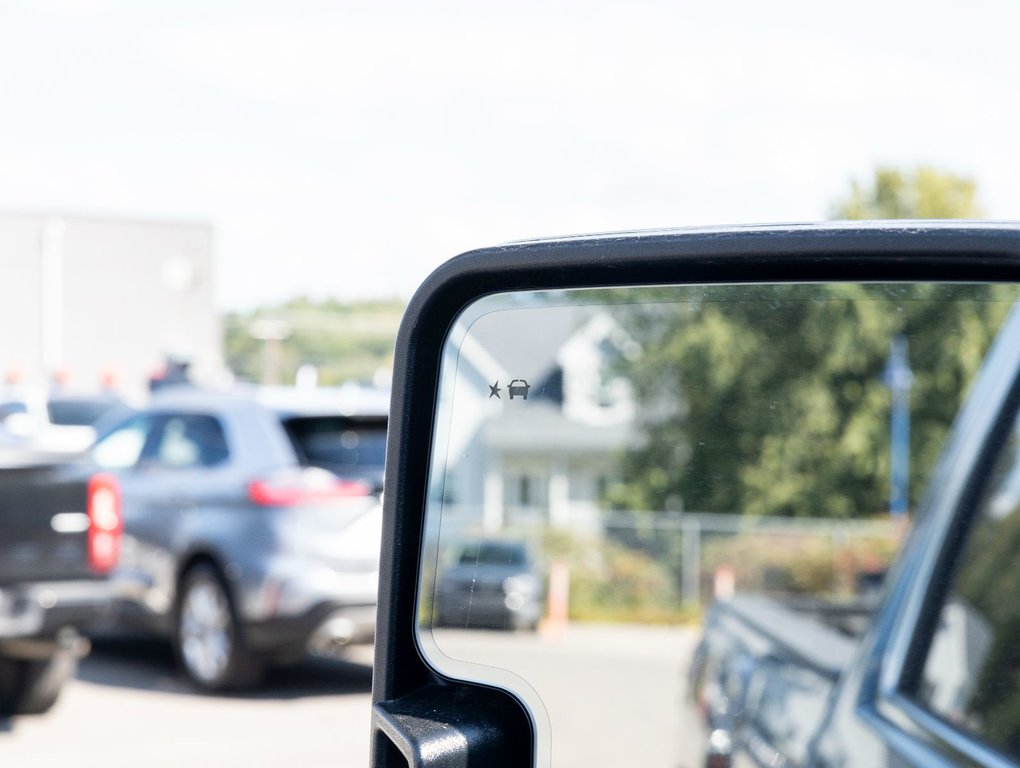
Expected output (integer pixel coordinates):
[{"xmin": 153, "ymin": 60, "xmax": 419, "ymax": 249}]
[
  {"xmin": 607, "ymin": 284, "xmax": 1015, "ymax": 518},
  {"xmin": 606, "ymin": 168, "xmax": 1002, "ymax": 519}
]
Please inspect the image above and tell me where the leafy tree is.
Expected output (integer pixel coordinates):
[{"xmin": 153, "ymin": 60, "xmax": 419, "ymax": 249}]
[
  {"xmin": 831, "ymin": 166, "xmax": 982, "ymax": 220},
  {"xmin": 608, "ymin": 168, "xmax": 1009, "ymax": 519},
  {"xmin": 608, "ymin": 284, "xmax": 1014, "ymax": 518},
  {"xmin": 223, "ymin": 297, "xmax": 405, "ymax": 385}
]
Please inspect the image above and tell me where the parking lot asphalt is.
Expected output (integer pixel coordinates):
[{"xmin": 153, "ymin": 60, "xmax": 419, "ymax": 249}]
[
  {"xmin": 429, "ymin": 623, "xmax": 704, "ymax": 768},
  {"xmin": 0, "ymin": 638, "xmax": 375, "ymax": 768},
  {"xmin": 0, "ymin": 624, "xmax": 704, "ymax": 768}
]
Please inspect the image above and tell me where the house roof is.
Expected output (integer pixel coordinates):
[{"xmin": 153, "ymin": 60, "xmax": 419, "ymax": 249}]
[
  {"xmin": 482, "ymin": 401, "xmax": 633, "ymax": 455},
  {"xmin": 466, "ymin": 304, "xmax": 596, "ymax": 385}
]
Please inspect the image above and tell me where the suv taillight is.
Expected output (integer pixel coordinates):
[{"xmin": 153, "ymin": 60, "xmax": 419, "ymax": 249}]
[
  {"xmin": 248, "ymin": 467, "xmax": 371, "ymax": 507},
  {"xmin": 87, "ymin": 473, "xmax": 122, "ymax": 573}
]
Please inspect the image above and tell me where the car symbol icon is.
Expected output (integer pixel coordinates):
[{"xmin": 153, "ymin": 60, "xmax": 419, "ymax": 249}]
[{"xmin": 508, "ymin": 379, "xmax": 531, "ymax": 400}]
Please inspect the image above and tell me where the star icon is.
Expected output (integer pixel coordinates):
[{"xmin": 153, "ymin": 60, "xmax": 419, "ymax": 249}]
[{"xmin": 488, "ymin": 381, "xmax": 502, "ymax": 399}]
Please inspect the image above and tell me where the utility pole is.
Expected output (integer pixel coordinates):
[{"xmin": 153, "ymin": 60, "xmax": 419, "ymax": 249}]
[
  {"xmin": 249, "ymin": 319, "xmax": 291, "ymax": 386},
  {"xmin": 884, "ymin": 335, "xmax": 913, "ymax": 518}
]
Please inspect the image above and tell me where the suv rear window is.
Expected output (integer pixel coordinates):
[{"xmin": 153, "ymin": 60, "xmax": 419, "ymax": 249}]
[
  {"xmin": 48, "ymin": 398, "xmax": 121, "ymax": 426},
  {"xmin": 282, "ymin": 415, "xmax": 387, "ymax": 474}
]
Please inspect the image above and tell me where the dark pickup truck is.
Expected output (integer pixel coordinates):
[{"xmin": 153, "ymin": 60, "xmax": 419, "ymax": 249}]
[
  {"xmin": 692, "ymin": 297, "xmax": 1020, "ymax": 768},
  {"xmin": 0, "ymin": 448, "xmax": 119, "ymax": 716}
]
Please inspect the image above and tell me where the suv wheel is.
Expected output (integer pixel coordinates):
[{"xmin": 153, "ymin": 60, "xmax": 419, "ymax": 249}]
[{"xmin": 174, "ymin": 563, "xmax": 264, "ymax": 691}]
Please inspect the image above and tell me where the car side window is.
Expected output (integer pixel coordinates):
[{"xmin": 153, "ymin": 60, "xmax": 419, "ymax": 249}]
[
  {"xmin": 147, "ymin": 414, "xmax": 230, "ymax": 469},
  {"xmin": 92, "ymin": 416, "xmax": 154, "ymax": 469},
  {"xmin": 908, "ymin": 412, "xmax": 1020, "ymax": 760},
  {"xmin": 0, "ymin": 400, "xmax": 28, "ymax": 419}
]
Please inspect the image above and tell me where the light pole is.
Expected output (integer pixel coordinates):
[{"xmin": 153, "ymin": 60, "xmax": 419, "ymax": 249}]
[
  {"xmin": 249, "ymin": 319, "xmax": 291, "ymax": 386},
  {"xmin": 884, "ymin": 335, "xmax": 913, "ymax": 518}
]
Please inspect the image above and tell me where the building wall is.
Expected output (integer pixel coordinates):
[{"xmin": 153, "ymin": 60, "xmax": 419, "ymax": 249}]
[{"xmin": 0, "ymin": 212, "xmax": 219, "ymax": 399}]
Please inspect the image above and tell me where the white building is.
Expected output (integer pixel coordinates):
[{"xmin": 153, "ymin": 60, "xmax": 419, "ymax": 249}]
[{"xmin": 0, "ymin": 212, "xmax": 221, "ymax": 399}]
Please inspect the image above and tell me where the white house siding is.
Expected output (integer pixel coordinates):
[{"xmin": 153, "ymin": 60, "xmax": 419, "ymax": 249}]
[{"xmin": 434, "ymin": 304, "xmax": 638, "ymax": 543}]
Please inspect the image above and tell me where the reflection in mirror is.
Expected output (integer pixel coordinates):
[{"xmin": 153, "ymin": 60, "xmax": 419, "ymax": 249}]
[
  {"xmin": 910, "ymin": 410, "xmax": 1020, "ymax": 760},
  {"xmin": 418, "ymin": 283, "xmax": 1020, "ymax": 768}
]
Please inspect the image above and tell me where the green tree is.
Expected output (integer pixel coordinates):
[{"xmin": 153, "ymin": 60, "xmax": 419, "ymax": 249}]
[
  {"xmin": 223, "ymin": 297, "xmax": 405, "ymax": 385},
  {"xmin": 608, "ymin": 168, "xmax": 1008, "ymax": 519},
  {"xmin": 609, "ymin": 284, "xmax": 1013, "ymax": 518},
  {"xmin": 831, "ymin": 166, "xmax": 982, "ymax": 220}
]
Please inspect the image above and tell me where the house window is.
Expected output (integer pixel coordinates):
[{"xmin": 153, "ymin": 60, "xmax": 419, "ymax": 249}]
[
  {"xmin": 519, "ymin": 475, "xmax": 532, "ymax": 506},
  {"xmin": 504, "ymin": 471, "xmax": 547, "ymax": 509},
  {"xmin": 597, "ymin": 338, "xmax": 624, "ymax": 408}
]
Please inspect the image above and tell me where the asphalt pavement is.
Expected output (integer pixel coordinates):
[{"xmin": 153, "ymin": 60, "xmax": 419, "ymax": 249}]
[
  {"xmin": 0, "ymin": 638, "xmax": 375, "ymax": 768},
  {"xmin": 435, "ymin": 623, "xmax": 705, "ymax": 768},
  {"xmin": 0, "ymin": 624, "xmax": 705, "ymax": 767}
]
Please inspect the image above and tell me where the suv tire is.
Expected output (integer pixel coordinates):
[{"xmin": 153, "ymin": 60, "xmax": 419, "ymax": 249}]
[{"xmin": 174, "ymin": 562, "xmax": 264, "ymax": 691}]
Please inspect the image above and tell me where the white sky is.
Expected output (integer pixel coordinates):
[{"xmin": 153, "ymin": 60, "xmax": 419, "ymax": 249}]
[{"xmin": 1, "ymin": 0, "xmax": 1017, "ymax": 309}]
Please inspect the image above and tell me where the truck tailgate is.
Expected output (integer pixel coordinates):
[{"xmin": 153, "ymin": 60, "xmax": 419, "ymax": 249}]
[{"xmin": 0, "ymin": 459, "xmax": 96, "ymax": 586}]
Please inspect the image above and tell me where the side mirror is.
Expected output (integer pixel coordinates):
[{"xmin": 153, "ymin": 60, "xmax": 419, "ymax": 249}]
[{"xmin": 371, "ymin": 223, "xmax": 1020, "ymax": 768}]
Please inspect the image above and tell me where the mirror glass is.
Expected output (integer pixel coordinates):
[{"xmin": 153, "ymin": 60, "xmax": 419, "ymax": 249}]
[{"xmin": 417, "ymin": 282, "xmax": 1020, "ymax": 768}]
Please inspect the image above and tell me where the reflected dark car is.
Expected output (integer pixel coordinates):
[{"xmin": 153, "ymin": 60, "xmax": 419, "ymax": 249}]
[
  {"xmin": 79, "ymin": 386, "xmax": 387, "ymax": 690},
  {"xmin": 435, "ymin": 540, "xmax": 543, "ymax": 631}
]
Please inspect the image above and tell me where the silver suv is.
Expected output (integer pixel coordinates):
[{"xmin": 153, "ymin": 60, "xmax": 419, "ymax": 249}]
[{"xmin": 85, "ymin": 386, "xmax": 386, "ymax": 690}]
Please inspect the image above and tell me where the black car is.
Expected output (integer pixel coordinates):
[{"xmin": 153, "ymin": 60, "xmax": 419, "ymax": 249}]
[{"xmin": 435, "ymin": 539, "xmax": 543, "ymax": 631}]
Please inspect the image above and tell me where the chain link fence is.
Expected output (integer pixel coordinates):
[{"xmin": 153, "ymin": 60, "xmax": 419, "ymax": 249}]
[
  {"xmin": 427, "ymin": 506, "xmax": 907, "ymax": 624},
  {"xmin": 601, "ymin": 511, "xmax": 906, "ymax": 608}
]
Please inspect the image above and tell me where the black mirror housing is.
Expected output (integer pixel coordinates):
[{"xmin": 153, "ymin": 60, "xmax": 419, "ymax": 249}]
[{"xmin": 371, "ymin": 222, "xmax": 1020, "ymax": 768}]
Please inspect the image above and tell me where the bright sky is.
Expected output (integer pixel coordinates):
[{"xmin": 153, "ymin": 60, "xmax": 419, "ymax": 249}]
[{"xmin": 1, "ymin": 0, "xmax": 1017, "ymax": 309}]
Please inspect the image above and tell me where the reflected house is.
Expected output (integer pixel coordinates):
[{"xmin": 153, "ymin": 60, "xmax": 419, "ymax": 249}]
[
  {"xmin": 921, "ymin": 598, "xmax": 994, "ymax": 720},
  {"xmin": 439, "ymin": 305, "xmax": 638, "ymax": 538}
]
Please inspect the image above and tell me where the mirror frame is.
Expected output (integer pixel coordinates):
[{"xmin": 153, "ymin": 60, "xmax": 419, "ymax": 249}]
[{"xmin": 371, "ymin": 222, "xmax": 1020, "ymax": 768}]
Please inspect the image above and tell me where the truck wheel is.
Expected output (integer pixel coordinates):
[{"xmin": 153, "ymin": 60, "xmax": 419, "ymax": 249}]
[
  {"xmin": 0, "ymin": 651, "xmax": 75, "ymax": 716},
  {"xmin": 174, "ymin": 562, "xmax": 264, "ymax": 692}
]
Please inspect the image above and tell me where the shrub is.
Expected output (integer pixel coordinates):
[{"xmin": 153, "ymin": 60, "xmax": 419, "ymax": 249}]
[
  {"xmin": 541, "ymin": 530, "xmax": 695, "ymax": 624},
  {"xmin": 701, "ymin": 529, "xmax": 902, "ymax": 599}
]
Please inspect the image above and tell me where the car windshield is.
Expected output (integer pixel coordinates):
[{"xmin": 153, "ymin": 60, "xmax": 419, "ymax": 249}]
[{"xmin": 459, "ymin": 541, "xmax": 528, "ymax": 566}]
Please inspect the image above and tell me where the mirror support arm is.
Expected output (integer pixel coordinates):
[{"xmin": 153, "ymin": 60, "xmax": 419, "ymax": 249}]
[{"xmin": 373, "ymin": 685, "xmax": 532, "ymax": 768}]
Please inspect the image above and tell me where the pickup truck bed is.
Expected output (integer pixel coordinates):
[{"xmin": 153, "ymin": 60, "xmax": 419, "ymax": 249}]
[
  {"xmin": 703, "ymin": 595, "xmax": 861, "ymax": 678},
  {"xmin": 692, "ymin": 594, "xmax": 875, "ymax": 768}
]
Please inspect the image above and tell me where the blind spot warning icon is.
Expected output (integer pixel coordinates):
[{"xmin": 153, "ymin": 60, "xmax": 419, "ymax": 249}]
[{"xmin": 508, "ymin": 379, "xmax": 531, "ymax": 400}]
